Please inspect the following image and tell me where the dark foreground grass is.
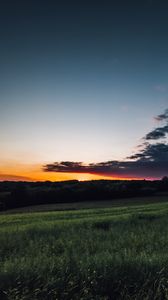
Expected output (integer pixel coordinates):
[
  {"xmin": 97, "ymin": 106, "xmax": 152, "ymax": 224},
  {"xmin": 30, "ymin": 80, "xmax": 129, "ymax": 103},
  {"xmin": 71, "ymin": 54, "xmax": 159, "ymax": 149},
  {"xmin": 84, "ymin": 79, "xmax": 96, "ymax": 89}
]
[{"xmin": 1, "ymin": 201, "xmax": 168, "ymax": 299}]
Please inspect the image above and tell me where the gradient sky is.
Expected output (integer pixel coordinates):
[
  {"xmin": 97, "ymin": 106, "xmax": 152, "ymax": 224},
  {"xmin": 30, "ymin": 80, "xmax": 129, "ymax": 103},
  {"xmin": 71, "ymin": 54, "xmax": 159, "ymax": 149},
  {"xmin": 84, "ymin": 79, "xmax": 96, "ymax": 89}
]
[{"xmin": 0, "ymin": 0, "xmax": 168, "ymax": 181}]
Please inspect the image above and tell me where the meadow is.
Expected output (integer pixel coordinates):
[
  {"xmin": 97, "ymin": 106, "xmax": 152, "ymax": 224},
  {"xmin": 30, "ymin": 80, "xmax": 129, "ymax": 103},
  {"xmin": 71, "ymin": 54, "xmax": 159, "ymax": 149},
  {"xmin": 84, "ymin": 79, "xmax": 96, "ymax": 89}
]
[{"xmin": 1, "ymin": 198, "xmax": 168, "ymax": 299}]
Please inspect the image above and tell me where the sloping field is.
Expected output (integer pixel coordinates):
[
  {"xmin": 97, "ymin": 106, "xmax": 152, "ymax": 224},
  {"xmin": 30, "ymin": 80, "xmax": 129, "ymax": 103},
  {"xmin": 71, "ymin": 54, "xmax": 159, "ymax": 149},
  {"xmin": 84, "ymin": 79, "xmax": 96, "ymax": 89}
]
[
  {"xmin": 2, "ymin": 194, "xmax": 168, "ymax": 214},
  {"xmin": 1, "ymin": 199, "xmax": 168, "ymax": 299}
]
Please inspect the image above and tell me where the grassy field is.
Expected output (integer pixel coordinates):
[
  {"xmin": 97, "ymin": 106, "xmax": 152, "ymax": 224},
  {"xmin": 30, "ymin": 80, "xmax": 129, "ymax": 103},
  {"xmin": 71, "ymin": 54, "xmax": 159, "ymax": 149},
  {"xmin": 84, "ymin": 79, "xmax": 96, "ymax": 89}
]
[
  {"xmin": 2, "ymin": 194, "xmax": 168, "ymax": 214},
  {"xmin": 1, "ymin": 198, "xmax": 168, "ymax": 299}
]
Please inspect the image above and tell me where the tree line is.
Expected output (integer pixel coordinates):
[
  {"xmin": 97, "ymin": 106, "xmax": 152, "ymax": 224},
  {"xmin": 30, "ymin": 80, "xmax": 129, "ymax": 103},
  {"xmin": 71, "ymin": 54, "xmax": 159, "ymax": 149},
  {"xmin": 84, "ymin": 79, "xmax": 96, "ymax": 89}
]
[{"xmin": 0, "ymin": 177, "xmax": 168, "ymax": 210}]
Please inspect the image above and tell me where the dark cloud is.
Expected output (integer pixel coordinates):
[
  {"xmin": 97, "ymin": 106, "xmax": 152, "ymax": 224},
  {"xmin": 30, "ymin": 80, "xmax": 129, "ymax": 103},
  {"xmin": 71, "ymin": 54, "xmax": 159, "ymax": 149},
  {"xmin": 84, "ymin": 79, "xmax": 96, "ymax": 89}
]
[
  {"xmin": 144, "ymin": 108, "xmax": 168, "ymax": 141},
  {"xmin": 44, "ymin": 162, "xmax": 84, "ymax": 173},
  {"xmin": 43, "ymin": 109, "xmax": 168, "ymax": 179},
  {"xmin": 44, "ymin": 143, "xmax": 168, "ymax": 178},
  {"xmin": 128, "ymin": 143, "xmax": 168, "ymax": 162},
  {"xmin": 145, "ymin": 125, "xmax": 168, "ymax": 140},
  {"xmin": 154, "ymin": 109, "xmax": 168, "ymax": 121}
]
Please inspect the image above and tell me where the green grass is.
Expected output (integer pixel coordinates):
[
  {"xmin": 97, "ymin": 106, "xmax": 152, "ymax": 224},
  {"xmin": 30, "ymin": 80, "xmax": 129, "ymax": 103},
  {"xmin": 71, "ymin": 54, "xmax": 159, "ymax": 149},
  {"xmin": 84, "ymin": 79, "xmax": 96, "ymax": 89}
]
[
  {"xmin": 2, "ymin": 194, "xmax": 168, "ymax": 214},
  {"xmin": 1, "ymin": 199, "xmax": 168, "ymax": 299}
]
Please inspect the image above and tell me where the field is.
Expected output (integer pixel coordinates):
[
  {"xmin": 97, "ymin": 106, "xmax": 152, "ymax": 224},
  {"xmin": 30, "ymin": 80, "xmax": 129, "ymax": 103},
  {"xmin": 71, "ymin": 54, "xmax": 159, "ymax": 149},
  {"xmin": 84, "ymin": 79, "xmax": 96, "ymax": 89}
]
[{"xmin": 1, "ymin": 197, "xmax": 168, "ymax": 299}]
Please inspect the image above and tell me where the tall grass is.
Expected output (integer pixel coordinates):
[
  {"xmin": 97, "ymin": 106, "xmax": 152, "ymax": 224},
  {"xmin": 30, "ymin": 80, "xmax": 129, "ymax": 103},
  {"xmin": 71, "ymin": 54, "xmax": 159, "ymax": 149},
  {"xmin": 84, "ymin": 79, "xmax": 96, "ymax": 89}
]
[{"xmin": 1, "ymin": 201, "xmax": 168, "ymax": 299}]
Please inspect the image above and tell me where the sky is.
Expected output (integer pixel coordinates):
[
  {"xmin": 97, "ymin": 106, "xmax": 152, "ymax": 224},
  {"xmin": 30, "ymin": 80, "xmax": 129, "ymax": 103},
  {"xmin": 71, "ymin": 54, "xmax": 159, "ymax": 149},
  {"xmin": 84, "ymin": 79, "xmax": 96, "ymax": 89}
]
[{"xmin": 0, "ymin": 0, "xmax": 168, "ymax": 181}]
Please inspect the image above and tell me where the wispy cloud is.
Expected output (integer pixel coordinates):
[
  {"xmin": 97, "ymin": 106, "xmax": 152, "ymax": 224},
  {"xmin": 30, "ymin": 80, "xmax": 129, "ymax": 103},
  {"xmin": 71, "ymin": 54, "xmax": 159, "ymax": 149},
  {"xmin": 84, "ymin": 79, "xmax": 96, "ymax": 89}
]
[
  {"xmin": 155, "ymin": 84, "xmax": 168, "ymax": 92},
  {"xmin": 0, "ymin": 174, "xmax": 32, "ymax": 181},
  {"xmin": 154, "ymin": 109, "xmax": 168, "ymax": 121},
  {"xmin": 144, "ymin": 108, "xmax": 168, "ymax": 140}
]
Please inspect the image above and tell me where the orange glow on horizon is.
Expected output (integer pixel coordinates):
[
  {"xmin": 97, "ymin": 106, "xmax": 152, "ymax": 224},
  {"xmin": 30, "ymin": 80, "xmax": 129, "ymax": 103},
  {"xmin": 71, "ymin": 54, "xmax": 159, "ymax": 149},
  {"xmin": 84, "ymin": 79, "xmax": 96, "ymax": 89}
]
[
  {"xmin": 0, "ymin": 162, "xmax": 155, "ymax": 182},
  {"xmin": 0, "ymin": 169, "xmax": 147, "ymax": 182}
]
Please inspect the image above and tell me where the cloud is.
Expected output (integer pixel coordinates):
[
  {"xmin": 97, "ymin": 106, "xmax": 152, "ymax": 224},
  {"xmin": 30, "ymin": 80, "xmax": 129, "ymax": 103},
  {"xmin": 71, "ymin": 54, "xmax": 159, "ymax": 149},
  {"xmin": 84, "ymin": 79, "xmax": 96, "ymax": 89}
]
[
  {"xmin": 44, "ymin": 161, "xmax": 125, "ymax": 175},
  {"xmin": 44, "ymin": 161, "xmax": 84, "ymax": 173},
  {"xmin": 144, "ymin": 125, "xmax": 168, "ymax": 140},
  {"xmin": 154, "ymin": 109, "xmax": 168, "ymax": 121},
  {"xmin": 128, "ymin": 143, "xmax": 168, "ymax": 162},
  {"xmin": 43, "ymin": 143, "xmax": 168, "ymax": 179},
  {"xmin": 0, "ymin": 174, "xmax": 33, "ymax": 181},
  {"xmin": 144, "ymin": 109, "xmax": 168, "ymax": 140},
  {"xmin": 155, "ymin": 84, "xmax": 167, "ymax": 92},
  {"xmin": 43, "ymin": 109, "xmax": 168, "ymax": 179}
]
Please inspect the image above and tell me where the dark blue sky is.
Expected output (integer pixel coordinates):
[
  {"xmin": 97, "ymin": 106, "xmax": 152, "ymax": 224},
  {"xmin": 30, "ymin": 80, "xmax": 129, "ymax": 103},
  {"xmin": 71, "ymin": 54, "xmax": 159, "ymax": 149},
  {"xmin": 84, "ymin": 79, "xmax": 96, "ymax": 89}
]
[{"xmin": 0, "ymin": 0, "xmax": 168, "ymax": 180}]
